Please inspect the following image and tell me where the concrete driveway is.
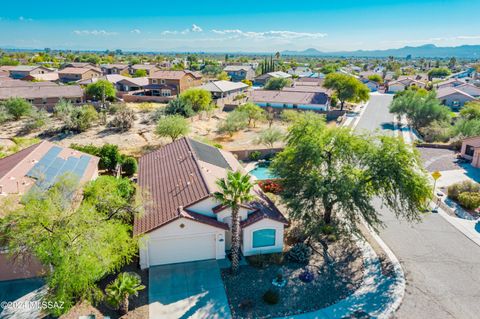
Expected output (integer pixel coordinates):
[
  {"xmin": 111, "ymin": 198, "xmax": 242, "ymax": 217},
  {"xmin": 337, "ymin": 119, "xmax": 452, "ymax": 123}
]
[{"xmin": 149, "ymin": 260, "xmax": 232, "ymax": 319}]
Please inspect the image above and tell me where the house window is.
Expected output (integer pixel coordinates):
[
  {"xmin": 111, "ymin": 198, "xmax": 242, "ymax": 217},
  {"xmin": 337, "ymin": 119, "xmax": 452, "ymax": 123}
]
[
  {"xmin": 160, "ymin": 79, "xmax": 166, "ymax": 84},
  {"xmin": 161, "ymin": 89, "xmax": 171, "ymax": 97},
  {"xmin": 252, "ymin": 229, "xmax": 276, "ymax": 248},
  {"xmin": 152, "ymin": 79, "xmax": 157, "ymax": 84},
  {"xmin": 466, "ymin": 145, "xmax": 475, "ymax": 157}
]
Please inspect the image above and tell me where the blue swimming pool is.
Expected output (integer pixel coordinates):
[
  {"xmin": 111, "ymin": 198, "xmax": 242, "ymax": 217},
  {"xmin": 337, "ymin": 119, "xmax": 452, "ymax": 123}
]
[{"xmin": 249, "ymin": 162, "xmax": 278, "ymax": 180}]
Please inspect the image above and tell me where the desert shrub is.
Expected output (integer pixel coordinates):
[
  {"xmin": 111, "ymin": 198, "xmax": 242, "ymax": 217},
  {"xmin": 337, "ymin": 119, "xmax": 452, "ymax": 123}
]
[
  {"xmin": 299, "ymin": 269, "xmax": 314, "ymax": 283},
  {"xmin": 213, "ymin": 143, "xmax": 223, "ymax": 149},
  {"xmin": 53, "ymin": 99, "xmax": 74, "ymax": 121},
  {"xmin": 2, "ymin": 97, "xmax": 33, "ymax": 120},
  {"xmin": 280, "ymin": 109, "xmax": 300, "ymax": 123},
  {"xmin": 419, "ymin": 120, "xmax": 452, "ymax": 143},
  {"xmin": 218, "ymin": 110, "xmax": 249, "ymax": 136},
  {"xmin": 249, "ymin": 151, "xmax": 262, "ymax": 161},
  {"xmin": 0, "ymin": 105, "xmax": 11, "ymax": 123},
  {"xmin": 262, "ymin": 289, "xmax": 280, "ymax": 305},
  {"xmin": 69, "ymin": 105, "xmax": 98, "ymax": 132},
  {"xmin": 109, "ymin": 107, "xmax": 137, "ymax": 131},
  {"xmin": 458, "ymin": 192, "xmax": 480, "ymax": 210},
  {"xmin": 24, "ymin": 108, "xmax": 49, "ymax": 131},
  {"xmin": 121, "ymin": 156, "xmax": 138, "ymax": 177},
  {"xmin": 447, "ymin": 180, "xmax": 480, "ymax": 201},
  {"xmin": 155, "ymin": 115, "xmax": 189, "ymax": 141},
  {"xmin": 151, "ymin": 107, "xmax": 166, "ymax": 122},
  {"xmin": 165, "ymin": 98, "xmax": 194, "ymax": 117},
  {"xmin": 264, "ymin": 77, "xmax": 292, "ymax": 90},
  {"xmin": 285, "ymin": 243, "xmax": 312, "ymax": 264}
]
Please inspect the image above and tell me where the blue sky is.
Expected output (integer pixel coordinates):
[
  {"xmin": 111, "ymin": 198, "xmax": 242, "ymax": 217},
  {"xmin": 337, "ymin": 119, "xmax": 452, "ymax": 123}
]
[{"xmin": 1, "ymin": 0, "xmax": 480, "ymax": 52}]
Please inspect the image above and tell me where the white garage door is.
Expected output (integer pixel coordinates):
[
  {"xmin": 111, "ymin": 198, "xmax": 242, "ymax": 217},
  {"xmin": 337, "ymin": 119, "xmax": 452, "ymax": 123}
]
[{"xmin": 148, "ymin": 234, "xmax": 217, "ymax": 266}]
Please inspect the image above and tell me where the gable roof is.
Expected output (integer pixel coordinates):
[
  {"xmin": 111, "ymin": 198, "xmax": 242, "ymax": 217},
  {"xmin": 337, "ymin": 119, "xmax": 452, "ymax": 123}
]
[
  {"xmin": 436, "ymin": 87, "xmax": 476, "ymax": 100},
  {"xmin": 59, "ymin": 67, "xmax": 100, "ymax": 75},
  {"xmin": 134, "ymin": 137, "xmax": 287, "ymax": 235},
  {"xmin": 252, "ymin": 90, "xmax": 329, "ymax": 105},
  {"xmin": 200, "ymin": 80, "xmax": 248, "ymax": 93},
  {"xmin": 224, "ymin": 65, "xmax": 253, "ymax": 72},
  {"xmin": 150, "ymin": 70, "xmax": 202, "ymax": 80},
  {"xmin": 134, "ymin": 138, "xmax": 211, "ymax": 235},
  {"xmin": 0, "ymin": 84, "xmax": 83, "ymax": 100}
]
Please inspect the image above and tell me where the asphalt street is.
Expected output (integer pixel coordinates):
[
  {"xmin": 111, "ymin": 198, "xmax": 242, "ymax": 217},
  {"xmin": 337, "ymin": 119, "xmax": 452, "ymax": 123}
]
[{"xmin": 355, "ymin": 94, "xmax": 480, "ymax": 319}]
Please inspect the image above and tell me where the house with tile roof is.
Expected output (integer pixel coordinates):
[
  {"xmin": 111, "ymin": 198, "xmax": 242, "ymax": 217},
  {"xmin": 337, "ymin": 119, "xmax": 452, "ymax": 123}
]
[
  {"xmin": 7, "ymin": 65, "xmax": 54, "ymax": 80},
  {"xmin": 386, "ymin": 77, "xmax": 426, "ymax": 93},
  {"xmin": 138, "ymin": 70, "xmax": 202, "ymax": 99},
  {"xmin": 200, "ymin": 80, "xmax": 248, "ymax": 99},
  {"xmin": 0, "ymin": 141, "xmax": 99, "ymax": 281},
  {"xmin": 251, "ymin": 89, "xmax": 330, "ymax": 111},
  {"xmin": 223, "ymin": 65, "xmax": 255, "ymax": 82},
  {"xmin": 135, "ymin": 138, "xmax": 288, "ymax": 268},
  {"xmin": 58, "ymin": 67, "xmax": 102, "ymax": 83},
  {"xmin": 254, "ymin": 71, "xmax": 292, "ymax": 86},
  {"xmin": 436, "ymin": 86, "xmax": 477, "ymax": 110}
]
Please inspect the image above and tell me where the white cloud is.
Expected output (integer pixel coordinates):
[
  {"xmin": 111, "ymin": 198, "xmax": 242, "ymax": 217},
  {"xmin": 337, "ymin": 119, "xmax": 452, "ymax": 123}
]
[
  {"xmin": 131, "ymin": 29, "xmax": 141, "ymax": 34},
  {"xmin": 162, "ymin": 24, "xmax": 203, "ymax": 35},
  {"xmin": 73, "ymin": 30, "xmax": 118, "ymax": 36},
  {"xmin": 211, "ymin": 29, "xmax": 327, "ymax": 39},
  {"xmin": 191, "ymin": 24, "xmax": 203, "ymax": 32}
]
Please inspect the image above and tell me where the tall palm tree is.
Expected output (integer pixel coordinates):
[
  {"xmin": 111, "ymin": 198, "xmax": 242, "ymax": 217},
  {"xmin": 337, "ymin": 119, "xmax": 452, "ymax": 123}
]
[
  {"xmin": 214, "ymin": 170, "xmax": 254, "ymax": 275},
  {"xmin": 106, "ymin": 272, "xmax": 146, "ymax": 315}
]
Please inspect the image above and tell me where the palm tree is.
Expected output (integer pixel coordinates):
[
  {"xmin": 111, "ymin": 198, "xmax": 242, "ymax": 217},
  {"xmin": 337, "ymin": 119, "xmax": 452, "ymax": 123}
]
[
  {"xmin": 214, "ymin": 171, "xmax": 254, "ymax": 275},
  {"xmin": 106, "ymin": 272, "xmax": 146, "ymax": 315}
]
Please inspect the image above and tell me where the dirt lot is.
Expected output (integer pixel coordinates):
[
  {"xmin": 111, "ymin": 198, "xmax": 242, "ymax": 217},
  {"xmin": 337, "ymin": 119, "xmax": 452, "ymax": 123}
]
[{"xmin": 0, "ymin": 103, "xmax": 290, "ymax": 157}]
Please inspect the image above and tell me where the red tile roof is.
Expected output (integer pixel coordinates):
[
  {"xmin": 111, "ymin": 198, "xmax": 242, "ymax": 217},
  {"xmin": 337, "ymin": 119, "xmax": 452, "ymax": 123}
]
[
  {"xmin": 241, "ymin": 190, "xmax": 289, "ymax": 228},
  {"xmin": 134, "ymin": 138, "xmax": 212, "ymax": 235}
]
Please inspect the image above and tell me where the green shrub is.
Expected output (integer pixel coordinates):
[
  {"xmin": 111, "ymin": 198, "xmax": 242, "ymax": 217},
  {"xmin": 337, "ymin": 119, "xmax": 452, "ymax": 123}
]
[
  {"xmin": 165, "ymin": 98, "xmax": 195, "ymax": 117},
  {"xmin": 262, "ymin": 289, "xmax": 280, "ymax": 305},
  {"xmin": 121, "ymin": 156, "xmax": 138, "ymax": 177},
  {"xmin": 285, "ymin": 243, "xmax": 312, "ymax": 264},
  {"xmin": 2, "ymin": 97, "xmax": 33, "ymax": 120},
  {"xmin": 54, "ymin": 99, "xmax": 74, "ymax": 121},
  {"xmin": 447, "ymin": 180, "xmax": 480, "ymax": 201},
  {"xmin": 0, "ymin": 105, "xmax": 11, "ymax": 124},
  {"xmin": 25, "ymin": 108, "xmax": 49, "ymax": 131},
  {"xmin": 249, "ymin": 151, "xmax": 262, "ymax": 161},
  {"xmin": 217, "ymin": 110, "xmax": 249, "ymax": 136},
  {"xmin": 458, "ymin": 192, "xmax": 480, "ymax": 210},
  {"xmin": 69, "ymin": 105, "xmax": 98, "ymax": 132},
  {"xmin": 109, "ymin": 107, "xmax": 137, "ymax": 131}
]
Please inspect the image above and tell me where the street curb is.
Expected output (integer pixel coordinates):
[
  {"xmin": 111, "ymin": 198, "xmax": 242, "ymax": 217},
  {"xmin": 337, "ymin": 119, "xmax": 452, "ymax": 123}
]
[{"xmin": 362, "ymin": 221, "xmax": 406, "ymax": 319}]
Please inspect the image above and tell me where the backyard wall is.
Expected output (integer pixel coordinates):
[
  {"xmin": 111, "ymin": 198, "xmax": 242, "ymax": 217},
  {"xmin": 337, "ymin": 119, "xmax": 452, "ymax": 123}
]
[{"xmin": 229, "ymin": 148, "xmax": 284, "ymax": 161}]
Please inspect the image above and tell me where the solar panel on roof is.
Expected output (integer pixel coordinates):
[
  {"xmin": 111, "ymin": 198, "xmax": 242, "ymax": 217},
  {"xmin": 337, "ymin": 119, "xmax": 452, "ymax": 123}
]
[
  {"xmin": 56, "ymin": 157, "xmax": 79, "ymax": 176},
  {"xmin": 26, "ymin": 146, "xmax": 63, "ymax": 178},
  {"xmin": 188, "ymin": 139, "xmax": 231, "ymax": 169},
  {"xmin": 73, "ymin": 155, "xmax": 91, "ymax": 177}
]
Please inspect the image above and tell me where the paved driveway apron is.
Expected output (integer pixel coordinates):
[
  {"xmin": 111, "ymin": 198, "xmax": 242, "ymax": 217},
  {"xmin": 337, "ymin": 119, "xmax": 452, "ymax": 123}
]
[{"xmin": 149, "ymin": 260, "xmax": 232, "ymax": 319}]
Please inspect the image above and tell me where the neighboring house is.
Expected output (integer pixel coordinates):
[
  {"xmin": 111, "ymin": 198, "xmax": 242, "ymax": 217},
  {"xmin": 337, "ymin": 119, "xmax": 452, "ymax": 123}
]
[
  {"xmin": 287, "ymin": 66, "xmax": 313, "ymax": 77},
  {"xmin": 460, "ymin": 136, "xmax": 480, "ymax": 168},
  {"xmin": 436, "ymin": 78, "xmax": 466, "ymax": 89},
  {"xmin": 282, "ymin": 84, "xmax": 331, "ymax": 94},
  {"xmin": 143, "ymin": 70, "xmax": 202, "ymax": 97},
  {"xmin": 22, "ymin": 72, "xmax": 59, "ymax": 82},
  {"xmin": 8, "ymin": 66, "xmax": 53, "ymax": 80},
  {"xmin": 0, "ymin": 141, "xmax": 99, "ymax": 281},
  {"xmin": 200, "ymin": 80, "xmax": 248, "ymax": 99},
  {"xmin": 100, "ymin": 63, "xmax": 130, "ymax": 75},
  {"xmin": 360, "ymin": 78, "xmax": 380, "ymax": 92},
  {"xmin": 135, "ymin": 138, "xmax": 288, "ymax": 268},
  {"xmin": 295, "ymin": 77, "xmax": 324, "ymax": 86},
  {"xmin": 223, "ymin": 65, "xmax": 255, "ymax": 82},
  {"xmin": 251, "ymin": 89, "xmax": 330, "ymax": 111},
  {"xmin": 58, "ymin": 67, "xmax": 102, "ymax": 83},
  {"xmin": 455, "ymin": 83, "xmax": 480, "ymax": 97},
  {"xmin": 255, "ymin": 71, "xmax": 292, "ymax": 86},
  {"xmin": 387, "ymin": 77, "xmax": 426, "ymax": 93},
  {"xmin": 0, "ymin": 80, "xmax": 84, "ymax": 110},
  {"xmin": 449, "ymin": 68, "xmax": 477, "ymax": 79},
  {"xmin": 61, "ymin": 62, "xmax": 97, "ymax": 69},
  {"xmin": 436, "ymin": 87, "xmax": 476, "ymax": 111},
  {"xmin": 130, "ymin": 64, "xmax": 160, "ymax": 76},
  {"xmin": 116, "ymin": 76, "xmax": 149, "ymax": 92}
]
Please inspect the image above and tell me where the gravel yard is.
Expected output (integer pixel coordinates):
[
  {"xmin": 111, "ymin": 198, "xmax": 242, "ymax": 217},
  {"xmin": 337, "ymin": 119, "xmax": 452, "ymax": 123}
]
[{"xmin": 221, "ymin": 240, "xmax": 364, "ymax": 319}]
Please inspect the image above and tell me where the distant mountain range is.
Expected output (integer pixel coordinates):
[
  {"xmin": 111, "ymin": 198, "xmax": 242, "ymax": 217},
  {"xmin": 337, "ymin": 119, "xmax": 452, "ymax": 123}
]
[{"xmin": 282, "ymin": 44, "xmax": 480, "ymax": 58}]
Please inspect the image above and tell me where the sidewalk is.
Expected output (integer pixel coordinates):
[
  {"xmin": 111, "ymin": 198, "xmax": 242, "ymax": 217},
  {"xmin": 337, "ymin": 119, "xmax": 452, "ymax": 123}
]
[{"xmin": 276, "ymin": 237, "xmax": 404, "ymax": 319}]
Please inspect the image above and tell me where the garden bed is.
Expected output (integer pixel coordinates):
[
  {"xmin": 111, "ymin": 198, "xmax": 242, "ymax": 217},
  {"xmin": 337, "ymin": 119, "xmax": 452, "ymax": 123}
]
[{"xmin": 221, "ymin": 239, "xmax": 364, "ymax": 319}]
